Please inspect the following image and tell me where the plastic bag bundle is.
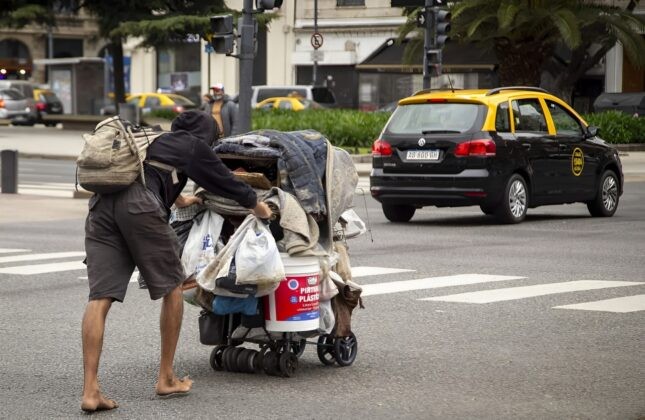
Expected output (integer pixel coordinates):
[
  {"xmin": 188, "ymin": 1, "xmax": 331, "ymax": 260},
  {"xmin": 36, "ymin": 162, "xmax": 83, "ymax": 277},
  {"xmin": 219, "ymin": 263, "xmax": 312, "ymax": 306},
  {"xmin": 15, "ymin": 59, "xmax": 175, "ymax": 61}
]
[{"xmin": 181, "ymin": 210, "xmax": 224, "ymax": 278}]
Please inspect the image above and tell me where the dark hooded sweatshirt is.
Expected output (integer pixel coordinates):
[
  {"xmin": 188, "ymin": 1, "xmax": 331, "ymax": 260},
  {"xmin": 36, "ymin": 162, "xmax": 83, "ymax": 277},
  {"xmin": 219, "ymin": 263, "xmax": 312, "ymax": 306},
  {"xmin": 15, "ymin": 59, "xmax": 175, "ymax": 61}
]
[{"xmin": 143, "ymin": 110, "xmax": 257, "ymax": 211}]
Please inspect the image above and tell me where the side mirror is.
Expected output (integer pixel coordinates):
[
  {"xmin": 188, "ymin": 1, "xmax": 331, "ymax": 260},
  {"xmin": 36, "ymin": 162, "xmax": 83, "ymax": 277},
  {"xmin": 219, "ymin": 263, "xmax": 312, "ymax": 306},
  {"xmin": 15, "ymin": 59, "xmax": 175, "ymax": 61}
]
[{"xmin": 585, "ymin": 125, "xmax": 599, "ymax": 139}]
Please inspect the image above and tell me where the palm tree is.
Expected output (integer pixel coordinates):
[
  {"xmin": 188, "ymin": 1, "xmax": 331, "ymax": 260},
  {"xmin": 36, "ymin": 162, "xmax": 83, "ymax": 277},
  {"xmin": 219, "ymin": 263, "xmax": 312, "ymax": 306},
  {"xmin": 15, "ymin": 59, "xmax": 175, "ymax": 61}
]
[{"xmin": 398, "ymin": 0, "xmax": 644, "ymax": 101}]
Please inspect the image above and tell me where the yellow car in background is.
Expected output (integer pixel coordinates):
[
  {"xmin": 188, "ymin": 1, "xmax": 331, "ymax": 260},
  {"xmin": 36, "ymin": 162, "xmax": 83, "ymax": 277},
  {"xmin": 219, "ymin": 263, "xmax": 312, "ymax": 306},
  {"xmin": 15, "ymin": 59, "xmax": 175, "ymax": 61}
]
[
  {"xmin": 101, "ymin": 92, "xmax": 196, "ymax": 115},
  {"xmin": 256, "ymin": 96, "xmax": 323, "ymax": 111}
]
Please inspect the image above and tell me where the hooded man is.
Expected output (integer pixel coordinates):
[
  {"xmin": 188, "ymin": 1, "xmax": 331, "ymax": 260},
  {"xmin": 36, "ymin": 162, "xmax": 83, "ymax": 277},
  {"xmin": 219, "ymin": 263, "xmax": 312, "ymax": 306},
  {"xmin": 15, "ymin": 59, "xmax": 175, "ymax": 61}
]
[
  {"xmin": 207, "ymin": 83, "xmax": 238, "ymax": 137},
  {"xmin": 80, "ymin": 110, "xmax": 271, "ymax": 412}
]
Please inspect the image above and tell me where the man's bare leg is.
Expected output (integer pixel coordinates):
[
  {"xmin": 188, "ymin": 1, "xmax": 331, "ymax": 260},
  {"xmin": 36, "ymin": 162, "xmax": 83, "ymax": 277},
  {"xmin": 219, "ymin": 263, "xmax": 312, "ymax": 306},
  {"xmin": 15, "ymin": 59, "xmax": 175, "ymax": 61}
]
[
  {"xmin": 81, "ymin": 298, "xmax": 118, "ymax": 412},
  {"xmin": 155, "ymin": 285, "xmax": 193, "ymax": 396}
]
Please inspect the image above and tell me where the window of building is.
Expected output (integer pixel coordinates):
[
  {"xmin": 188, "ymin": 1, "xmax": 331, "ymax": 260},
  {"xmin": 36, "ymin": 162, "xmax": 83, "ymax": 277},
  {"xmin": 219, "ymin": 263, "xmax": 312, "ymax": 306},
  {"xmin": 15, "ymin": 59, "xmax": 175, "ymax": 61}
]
[{"xmin": 337, "ymin": 0, "xmax": 365, "ymax": 6}]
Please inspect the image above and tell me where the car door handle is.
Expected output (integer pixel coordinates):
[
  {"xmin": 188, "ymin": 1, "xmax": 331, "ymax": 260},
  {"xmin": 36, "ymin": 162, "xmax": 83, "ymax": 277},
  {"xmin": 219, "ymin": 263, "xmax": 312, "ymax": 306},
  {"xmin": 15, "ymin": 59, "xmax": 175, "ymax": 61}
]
[
  {"xmin": 522, "ymin": 143, "xmax": 531, "ymax": 150},
  {"xmin": 559, "ymin": 144, "xmax": 568, "ymax": 149}
]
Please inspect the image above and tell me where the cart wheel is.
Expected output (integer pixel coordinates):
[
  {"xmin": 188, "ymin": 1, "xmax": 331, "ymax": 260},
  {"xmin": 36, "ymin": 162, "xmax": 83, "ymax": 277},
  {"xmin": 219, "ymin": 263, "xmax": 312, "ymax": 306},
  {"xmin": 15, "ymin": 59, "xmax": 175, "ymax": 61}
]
[
  {"xmin": 334, "ymin": 332, "xmax": 357, "ymax": 367},
  {"xmin": 263, "ymin": 351, "xmax": 280, "ymax": 376},
  {"xmin": 209, "ymin": 345, "xmax": 227, "ymax": 371},
  {"xmin": 290, "ymin": 339, "xmax": 307, "ymax": 358},
  {"xmin": 237, "ymin": 349, "xmax": 255, "ymax": 374},
  {"xmin": 256, "ymin": 346, "xmax": 269, "ymax": 372},
  {"xmin": 279, "ymin": 351, "xmax": 298, "ymax": 377},
  {"xmin": 228, "ymin": 347, "xmax": 244, "ymax": 372},
  {"xmin": 316, "ymin": 334, "xmax": 336, "ymax": 366}
]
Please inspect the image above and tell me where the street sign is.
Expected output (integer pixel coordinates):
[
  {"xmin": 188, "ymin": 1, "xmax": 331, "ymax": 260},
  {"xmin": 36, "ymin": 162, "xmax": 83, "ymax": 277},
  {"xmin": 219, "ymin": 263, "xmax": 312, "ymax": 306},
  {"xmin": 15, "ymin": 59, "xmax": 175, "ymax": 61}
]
[
  {"xmin": 311, "ymin": 32, "xmax": 324, "ymax": 49},
  {"xmin": 311, "ymin": 50, "xmax": 324, "ymax": 62}
]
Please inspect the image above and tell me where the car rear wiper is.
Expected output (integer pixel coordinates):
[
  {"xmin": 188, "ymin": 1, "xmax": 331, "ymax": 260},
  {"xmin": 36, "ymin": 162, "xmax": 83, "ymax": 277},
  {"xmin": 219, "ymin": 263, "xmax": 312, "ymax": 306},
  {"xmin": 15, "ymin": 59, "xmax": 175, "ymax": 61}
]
[{"xmin": 421, "ymin": 129, "xmax": 461, "ymax": 134}]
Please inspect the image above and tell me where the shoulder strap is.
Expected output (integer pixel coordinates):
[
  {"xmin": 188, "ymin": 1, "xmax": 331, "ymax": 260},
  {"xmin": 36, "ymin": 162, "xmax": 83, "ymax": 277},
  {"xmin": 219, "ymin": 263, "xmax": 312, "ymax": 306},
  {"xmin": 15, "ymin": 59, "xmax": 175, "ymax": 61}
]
[{"xmin": 147, "ymin": 160, "xmax": 180, "ymax": 185}]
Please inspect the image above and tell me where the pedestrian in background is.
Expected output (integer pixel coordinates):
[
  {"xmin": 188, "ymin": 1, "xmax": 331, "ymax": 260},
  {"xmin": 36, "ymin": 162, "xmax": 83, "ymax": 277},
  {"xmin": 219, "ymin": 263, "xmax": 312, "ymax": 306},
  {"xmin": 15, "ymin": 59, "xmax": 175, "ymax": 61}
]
[
  {"xmin": 80, "ymin": 110, "xmax": 271, "ymax": 413},
  {"xmin": 206, "ymin": 83, "xmax": 239, "ymax": 137}
]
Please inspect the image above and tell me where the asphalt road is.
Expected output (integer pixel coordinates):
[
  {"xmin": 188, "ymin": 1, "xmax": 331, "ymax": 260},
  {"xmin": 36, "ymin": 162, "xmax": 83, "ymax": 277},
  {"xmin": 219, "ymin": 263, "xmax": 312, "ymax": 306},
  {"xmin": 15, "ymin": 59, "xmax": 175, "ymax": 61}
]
[{"xmin": 0, "ymin": 183, "xmax": 643, "ymax": 419}]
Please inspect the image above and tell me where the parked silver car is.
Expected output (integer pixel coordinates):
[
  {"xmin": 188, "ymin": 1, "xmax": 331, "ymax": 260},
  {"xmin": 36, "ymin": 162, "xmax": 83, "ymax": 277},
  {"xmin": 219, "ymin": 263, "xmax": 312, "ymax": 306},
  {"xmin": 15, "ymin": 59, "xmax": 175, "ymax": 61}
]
[{"xmin": 0, "ymin": 88, "xmax": 36, "ymax": 125}]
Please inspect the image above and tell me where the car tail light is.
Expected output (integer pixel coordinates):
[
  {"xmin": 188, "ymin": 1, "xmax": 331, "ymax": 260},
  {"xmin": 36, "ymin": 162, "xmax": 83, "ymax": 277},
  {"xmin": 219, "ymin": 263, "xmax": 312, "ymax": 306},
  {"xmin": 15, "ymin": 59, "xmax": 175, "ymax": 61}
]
[
  {"xmin": 36, "ymin": 102, "xmax": 47, "ymax": 111},
  {"xmin": 372, "ymin": 139, "xmax": 392, "ymax": 157},
  {"xmin": 173, "ymin": 105, "xmax": 184, "ymax": 113},
  {"xmin": 454, "ymin": 139, "xmax": 496, "ymax": 157},
  {"xmin": 426, "ymin": 98, "xmax": 447, "ymax": 103},
  {"xmin": 0, "ymin": 99, "xmax": 4, "ymax": 108}
]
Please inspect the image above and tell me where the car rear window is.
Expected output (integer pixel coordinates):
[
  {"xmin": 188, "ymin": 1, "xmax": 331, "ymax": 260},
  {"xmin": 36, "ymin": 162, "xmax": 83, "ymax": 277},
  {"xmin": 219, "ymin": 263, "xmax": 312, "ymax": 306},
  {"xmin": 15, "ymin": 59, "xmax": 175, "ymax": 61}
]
[
  {"xmin": 40, "ymin": 91, "xmax": 60, "ymax": 102},
  {"xmin": 386, "ymin": 102, "xmax": 486, "ymax": 134},
  {"xmin": 0, "ymin": 89, "xmax": 25, "ymax": 100},
  {"xmin": 167, "ymin": 94, "xmax": 195, "ymax": 106}
]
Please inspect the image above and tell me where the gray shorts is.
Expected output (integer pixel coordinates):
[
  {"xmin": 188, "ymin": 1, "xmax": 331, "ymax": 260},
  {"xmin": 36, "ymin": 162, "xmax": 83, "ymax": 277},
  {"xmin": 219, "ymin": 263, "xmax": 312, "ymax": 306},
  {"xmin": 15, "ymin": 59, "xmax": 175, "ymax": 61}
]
[{"xmin": 84, "ymin": 182, "xmax": 185, "ymax": 302}]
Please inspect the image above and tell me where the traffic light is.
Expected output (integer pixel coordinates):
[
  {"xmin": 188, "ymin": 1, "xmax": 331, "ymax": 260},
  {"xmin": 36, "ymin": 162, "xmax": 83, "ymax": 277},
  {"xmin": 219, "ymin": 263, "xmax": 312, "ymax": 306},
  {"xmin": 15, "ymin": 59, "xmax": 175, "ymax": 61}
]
[
  {"xmin": 434, "ymin": 9, "xmax": 451, "ymax": 48},
  {"xmin": 210, "ymin": 14, "xmax": 235, "ymax": 54},
  {"xmin": 256, "ymin": 0, "xmax": 283, "ymax": 10},
  {"xmin": 426, "ymin": 49, "xmax": 442, "ymax": 77}
]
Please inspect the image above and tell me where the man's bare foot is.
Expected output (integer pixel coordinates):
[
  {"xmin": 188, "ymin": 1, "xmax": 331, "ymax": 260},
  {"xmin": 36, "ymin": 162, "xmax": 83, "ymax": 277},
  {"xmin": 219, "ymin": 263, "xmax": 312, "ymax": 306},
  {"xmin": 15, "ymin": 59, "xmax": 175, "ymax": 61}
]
[
  {"xmin": 80, "ymin": 392, "xmax": 118, "ymax": 413},
  {"xmin": 155, "ymin": 375, "xmax": 193, "ymax": 397}
]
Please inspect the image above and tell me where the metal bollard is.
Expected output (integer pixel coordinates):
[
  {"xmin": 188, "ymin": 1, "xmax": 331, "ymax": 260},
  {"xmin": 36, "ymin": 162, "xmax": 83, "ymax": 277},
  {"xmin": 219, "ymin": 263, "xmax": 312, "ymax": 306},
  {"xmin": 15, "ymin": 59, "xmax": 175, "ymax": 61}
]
[{"xmin": 1, "ymin": 149, "xmax": 18, "ymax": 194}]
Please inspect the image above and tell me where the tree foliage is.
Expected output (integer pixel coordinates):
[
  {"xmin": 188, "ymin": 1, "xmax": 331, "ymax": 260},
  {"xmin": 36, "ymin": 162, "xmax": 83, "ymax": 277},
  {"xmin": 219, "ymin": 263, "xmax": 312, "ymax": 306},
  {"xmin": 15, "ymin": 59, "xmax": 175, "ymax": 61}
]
[
  {"xmin": 397, "ymin": 0, "xmax": 645, "ymax": 100},
  {"xmin": 0, "ymin": 1, "xmax": 56, "ymax": 28}
]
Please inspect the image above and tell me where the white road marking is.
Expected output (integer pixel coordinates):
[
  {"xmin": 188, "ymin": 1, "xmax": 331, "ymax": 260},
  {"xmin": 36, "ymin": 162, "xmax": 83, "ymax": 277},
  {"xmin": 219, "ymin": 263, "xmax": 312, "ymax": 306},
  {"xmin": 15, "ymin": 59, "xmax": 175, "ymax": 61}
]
[
  {"xmin": 351, "ymin": 266, "xmax": 415, "ymax": 278},
  {"xmin": 0, "ymin": 248, "xmax": 30, "ymax": 254},
  {"xmin": 0, "ymin": 261, "xmax": 85, "ymax": 275},
  {"xmin": 361, "ymin": 274, "xmax": 524, "ymax": 297},
  {"xmin": 0, "ymin": 251, "xmax": 85, "ymax": 264},
  {"xmin": 554, "ymin": 294, "xmax": 645, "ymax": 313},
  {"xmin": 423, "ymin": 280, "xmax": 644, "ymax": 304}
]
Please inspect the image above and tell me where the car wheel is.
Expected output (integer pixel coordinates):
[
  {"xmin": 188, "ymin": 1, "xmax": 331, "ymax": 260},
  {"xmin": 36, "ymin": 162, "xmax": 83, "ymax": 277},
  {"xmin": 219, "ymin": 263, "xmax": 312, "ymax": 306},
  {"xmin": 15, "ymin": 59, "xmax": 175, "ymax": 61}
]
[
  {"xmin": 382, "ymin": 204, "xmax": 415, "ymax": 223},
  {"xmin": 587, "ymin": 170, "xmax": 619, "ymax": 217},
  {"xmin": 495, "ymin": 174, "xmax": 528, "ymax": 224},
  {"xmin": 480, "ymin": 205, "xmax": 495, "ymax": 215}
]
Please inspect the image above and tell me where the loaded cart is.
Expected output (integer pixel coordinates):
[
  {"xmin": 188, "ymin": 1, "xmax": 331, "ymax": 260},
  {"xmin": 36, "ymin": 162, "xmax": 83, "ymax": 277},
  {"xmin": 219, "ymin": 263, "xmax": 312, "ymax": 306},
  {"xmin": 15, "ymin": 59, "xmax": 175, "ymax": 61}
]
[{"xmin": 178, "ymin": 129, "xmax": 366, "ymax": 377}]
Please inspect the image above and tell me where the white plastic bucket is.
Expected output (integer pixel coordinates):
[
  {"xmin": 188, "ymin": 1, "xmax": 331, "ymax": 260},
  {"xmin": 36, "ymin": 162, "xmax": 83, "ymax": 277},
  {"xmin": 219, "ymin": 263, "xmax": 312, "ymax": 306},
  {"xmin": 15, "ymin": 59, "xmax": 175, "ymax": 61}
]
[{"xmin": 264, "ymin": 254, "xmax": 320, "ymax": 332}]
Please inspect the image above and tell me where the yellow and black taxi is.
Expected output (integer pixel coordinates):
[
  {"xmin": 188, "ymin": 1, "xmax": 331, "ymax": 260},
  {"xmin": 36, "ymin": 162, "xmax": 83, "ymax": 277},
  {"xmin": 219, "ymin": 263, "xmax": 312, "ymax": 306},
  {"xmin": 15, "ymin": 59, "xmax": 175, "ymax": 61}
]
[{"xmin": 370, "ymin": 87, "xmax": 623, "ymax": 224}]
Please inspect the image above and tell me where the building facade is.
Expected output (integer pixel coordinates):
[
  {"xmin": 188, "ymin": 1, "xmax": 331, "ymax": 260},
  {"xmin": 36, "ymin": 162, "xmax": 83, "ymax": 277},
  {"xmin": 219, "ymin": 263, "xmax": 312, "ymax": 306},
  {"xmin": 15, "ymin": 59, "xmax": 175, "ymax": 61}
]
[{"xmin": 1, "ymin": 0, "xmax": 642, "ymax": 113}]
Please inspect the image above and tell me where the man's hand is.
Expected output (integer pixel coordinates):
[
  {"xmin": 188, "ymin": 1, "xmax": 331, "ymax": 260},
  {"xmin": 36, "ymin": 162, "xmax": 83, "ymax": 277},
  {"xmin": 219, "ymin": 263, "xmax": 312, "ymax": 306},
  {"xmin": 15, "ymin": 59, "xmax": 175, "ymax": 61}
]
[
  {"xmin": 251, "ymin": 201, "xmax": 272, "ymax": 219},
  {"xmin": 174, "ymin": 194, "xmax": 203, "ymax": 208}
]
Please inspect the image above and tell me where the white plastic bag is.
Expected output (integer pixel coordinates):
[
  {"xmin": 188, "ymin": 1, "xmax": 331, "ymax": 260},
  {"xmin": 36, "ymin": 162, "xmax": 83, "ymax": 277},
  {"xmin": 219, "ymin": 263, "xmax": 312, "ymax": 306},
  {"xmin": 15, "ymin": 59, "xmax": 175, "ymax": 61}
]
[
  {"xmin": 181, "ymin": 210, "xmax": 224, "ymax": 278},
  {"xmin": 340, "ymin": 209, "xmax": 367, "ymax": 239},
  {"xmin": 197, "ymin": 214, "xmax": 283, "ymax": 298},
  {"xmin": 235, "ymin": 218, "xmax": 285, "ymax": 284}
]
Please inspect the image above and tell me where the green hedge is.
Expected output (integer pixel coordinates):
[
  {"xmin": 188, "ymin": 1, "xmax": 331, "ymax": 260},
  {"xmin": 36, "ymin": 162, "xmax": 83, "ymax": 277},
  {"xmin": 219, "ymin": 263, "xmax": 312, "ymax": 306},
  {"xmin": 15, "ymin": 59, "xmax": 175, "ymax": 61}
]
[
  {"xmin": 583, "ymin": 111, "xmax": 645, "ymax": 144},
  {"xmin": 252, "ymin": 109, "xmax": 390, "ymax": 150}
]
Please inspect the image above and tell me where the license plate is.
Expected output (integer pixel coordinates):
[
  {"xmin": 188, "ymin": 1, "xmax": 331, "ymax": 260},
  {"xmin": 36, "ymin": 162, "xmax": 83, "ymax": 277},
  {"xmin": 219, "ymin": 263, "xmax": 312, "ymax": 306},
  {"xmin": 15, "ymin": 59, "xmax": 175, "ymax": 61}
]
[{"xmin": 406, "ymin": 150, "xmax": 439, "ymax": 161}]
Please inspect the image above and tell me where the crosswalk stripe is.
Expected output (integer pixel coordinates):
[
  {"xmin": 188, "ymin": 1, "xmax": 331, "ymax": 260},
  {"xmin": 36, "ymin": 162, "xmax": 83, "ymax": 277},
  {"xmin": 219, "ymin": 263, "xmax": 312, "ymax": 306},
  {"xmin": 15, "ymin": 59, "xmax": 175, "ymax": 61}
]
[
  {"xmin": 0, "ymin": 251, "xmax": 86, "ymax": 264},
  {"xmin": 351, "ymin": 266, "xmax": 415, "ymax": 278},
  {"xmin": 554, "ymin": 294, "xmax": 645, "ymax": 313},
  {"xmin": 0, "ymin": 260, "xmax": 86, "ymax": 275},
  {"xmin": 422, "ymin": 280, "xmax": 644, "ymax": 304},
  {"xmin": 0, "ymin": 248, "xmax": 30, "ymax": 254},
  {"xmin": 361, "ymin": 274, "xmax": 524, "ymax": 297}
]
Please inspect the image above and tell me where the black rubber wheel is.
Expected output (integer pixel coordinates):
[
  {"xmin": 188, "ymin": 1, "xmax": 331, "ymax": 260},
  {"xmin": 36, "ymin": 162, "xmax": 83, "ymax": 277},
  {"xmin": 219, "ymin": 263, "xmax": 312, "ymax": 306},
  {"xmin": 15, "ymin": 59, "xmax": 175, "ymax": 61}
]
[
  {"xmin": 236, "ymin": 349, "xmax": 255, "ymax": 374},
  {"xmin": 495, "ymin": 174, "xmax": 528, "ymax": 224},
  {"xmin": 209, "ymin": 345, "xmax": 227, "ymax": 371},
  {"xmin": 333, "ymin": 332, "xmax": 358, "ymax": 367},
  {"xmin": 480, "ymin": 205, "xmax": 495, "ymax": 215},
  {"xmin": 263, "ymin": 351, "xmax": 280, "ymax": 376},
  {"xmin": 290, "ymin": 339, "xmax": 307, "ymax": 358},
  {"xmin": 382, "ymin": 204, "xmax": 415, "ymax": 223},
  {"xmin": 221, "ymin": 347, "xmax": 233, "ymax": 371},
  {"xmin": 278, "ymin": 352, "xmax": 299, "ymax": 377},
  {"xmin": 587, "ymin": 170, "xmax": 619, "ymax": 217},
  {"xmin": 316, "ymin": 334, "xmax": 336, "ymax": 366}
]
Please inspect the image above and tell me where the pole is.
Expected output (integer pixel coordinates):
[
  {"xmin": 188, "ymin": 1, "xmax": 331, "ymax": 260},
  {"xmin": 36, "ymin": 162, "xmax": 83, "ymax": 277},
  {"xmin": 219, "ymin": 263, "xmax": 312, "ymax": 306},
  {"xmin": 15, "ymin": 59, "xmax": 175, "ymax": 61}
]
[
  {"xmin": 237, "ymin": 0, "xmax": 256, "ymax": 134},
  {"xmin": 422, "ymin": 0, "xmax": 434, "ymax": 89},
  {"xmin": 47, "ymin": 26, "xmax": 54, "ymax": 84},
  {"xmin": 312, "ymin": 0, "xmax": 318, "ymax": 85}
]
